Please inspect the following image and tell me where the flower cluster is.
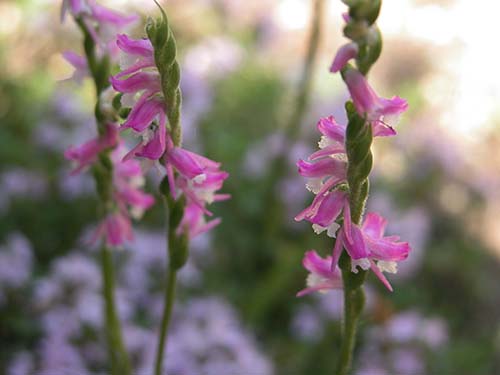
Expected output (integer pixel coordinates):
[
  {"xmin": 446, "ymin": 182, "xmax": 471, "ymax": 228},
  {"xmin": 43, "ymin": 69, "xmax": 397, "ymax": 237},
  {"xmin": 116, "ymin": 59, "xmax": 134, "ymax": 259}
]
[
  {"xmin": 111, "ymin": 34, "xmax": 229, "ymax": 240},
  {"xmin": 61, "ymin": 1, "xmax": 157, "ymax": 248},
  {"xmin": 6, "ymin": 240, "xmax": 274, "ymax": 374},
  {"xmin": 65, "ymin": 125, "xmax": 155, "ymax": 248},
  {"xmin": 296, "ymin": 11, "xmax": 411, "ymax": 294}
]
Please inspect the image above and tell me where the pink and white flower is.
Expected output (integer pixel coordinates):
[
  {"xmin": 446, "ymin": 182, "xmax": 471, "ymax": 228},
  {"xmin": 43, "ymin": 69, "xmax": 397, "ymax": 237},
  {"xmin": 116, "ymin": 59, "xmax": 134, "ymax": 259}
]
[
  {"xmin": 343, "ymin": 67, "xmax": 408, "ymax": 136},
  {"xmin": 295, "ymin": 189, "xmax": 347, "ymax": 237},
  {"xmin": 111, "ymin": 33, "xmax": 229, "ymax": 238},
  {"xmin": 112, "ymin": 145, "xmax": 155, "ymax": 220},
  {"xmin": 177, "ymin": 203, "xmax": 222, "ymax": 240},
  {"xmin": 110, "ymin": 35, "xmax": 167, "ymax": 160},
  {"xmin": 297, "ymin": 250, "xmax": 343, "ymax": 297},
  {"xmin": 332, "ymin": 202, "xmax": 411, "ymax": 291},
  {"xmin": 64, "ymin": 123, "xmax": 118, "ymax": 174},
  {"xmin": 297, "ymin": 117, "xmax": 348, "ymax": 195},
  {"xmin": 166, "ymin": 138, "xmax": 230, "ymax": 211},
  {"xmin": 94, "ymin": 211, "xmax": 133, "ymax": 248}
]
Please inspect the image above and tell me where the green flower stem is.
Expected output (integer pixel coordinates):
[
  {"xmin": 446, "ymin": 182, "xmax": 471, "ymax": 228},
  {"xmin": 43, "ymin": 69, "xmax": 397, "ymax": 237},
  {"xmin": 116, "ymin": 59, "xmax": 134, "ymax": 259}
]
[
  {"xmin": 155, "ymin": 181, "xmax": 188, "ymax": 374},
  {"xmin": 74, "ymin": 18, "xmax": 131, "ymax": 374},
  {"xmin": 336, "ymin": 268, "xmax": 366, "ymax": 375},
  {"xmin": 154, "ymin": 267, "xmax": 177, "ymax": 375},
  {"xmin": 147, "ymin": 5, "xmax": 189, "ymax": 372},
  {"xmin": 335, "ymin": 103, "xmax": 372, "ymax": 374},
  {"xmin": 100, "ymin": 247, "xmax": 132, "ymax": 375},
  {"xmin": 335, "ymin": 0, "xmax": 383, "ymax": 371}
]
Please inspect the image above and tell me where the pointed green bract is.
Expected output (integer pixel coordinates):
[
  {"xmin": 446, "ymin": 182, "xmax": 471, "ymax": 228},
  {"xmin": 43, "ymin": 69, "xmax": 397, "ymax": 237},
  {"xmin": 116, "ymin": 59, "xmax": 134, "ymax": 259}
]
[{"xmin": 146, "ymin": 1, "xmax": 183, "ymax": 146}]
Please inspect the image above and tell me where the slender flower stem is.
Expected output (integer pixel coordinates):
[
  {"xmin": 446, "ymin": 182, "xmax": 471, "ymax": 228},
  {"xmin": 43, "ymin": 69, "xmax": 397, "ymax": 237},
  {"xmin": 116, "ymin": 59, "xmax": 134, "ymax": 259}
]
[
  {"xmin": 335, "ymin": 0, "xmax": 382, "ymax": 371},
  {"xmin": 75, "ymin": 18, "xmax": 131, "ymax": 374},
  {"xmin": 336, "ymin": 252, "xmax": 366, "ymax": 375},
  {"xmin": 147, "ymin": 7, "xmax": 189, "ymax": 373},
  {"xmin": 100, "ymin": 247, "xmax": 132, "ymax": 375},
  {"xmin": 154, "ymin": 183, "xmax": 187, "ymax": 373},
  {"xmin": 154, "ymin": 267, "xmax": 177, "ymax": 375},
  {"xmin": 335, "ymin": 105, "xmax": 372, "ymax": 374}
]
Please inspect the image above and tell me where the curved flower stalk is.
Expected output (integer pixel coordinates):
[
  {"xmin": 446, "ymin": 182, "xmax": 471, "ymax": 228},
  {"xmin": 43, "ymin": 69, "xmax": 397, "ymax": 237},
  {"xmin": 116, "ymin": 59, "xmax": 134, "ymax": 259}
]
[
  {"xmin": 61, "ymin": 2, "xmax": 149, "ymax": 374},
  {"xmin": 110, "ymin": 4, "xmax": 229, "ymax": 374},
  {"xmin": 295, "ymin": 1, "xmax": 412, "ymax": 374}
]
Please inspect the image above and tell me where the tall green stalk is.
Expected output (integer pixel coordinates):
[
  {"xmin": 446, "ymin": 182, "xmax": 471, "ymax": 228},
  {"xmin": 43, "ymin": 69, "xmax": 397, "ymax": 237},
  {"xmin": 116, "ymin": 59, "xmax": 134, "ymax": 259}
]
[
  {"xmin": 334, "ymin": 1, "xmax": 383, "ymax": 373},
  {"xmin": 75, "ymin": 18, "xmax": 131, "ymax": 375},
  {"xmin": 335, "ymin": 103, "xmax": 372, "ymax": 375},
  {"xmin": 100, "ymin": 247, "xmax": 132, "ymax": 375},
  {"xmin": 146, "ymin": 5, "xmax": 189, "ymax": 373},
  {"xmin": 154, "ymin": 267, "xmax": 177, "ymax": 375},
  {"xmin": 154, "ymin": 179, "xmax": 187, "ymax": 375}
]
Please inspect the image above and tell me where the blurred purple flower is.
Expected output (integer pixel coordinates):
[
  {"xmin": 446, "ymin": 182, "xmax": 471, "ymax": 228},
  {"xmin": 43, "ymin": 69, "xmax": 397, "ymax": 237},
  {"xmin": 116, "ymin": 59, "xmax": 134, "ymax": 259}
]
[
  {"xmin": 0, "ymin": 234, "xmax": 33, "ymax": 299},
  {"xmin": 7, "ymin": 352, "xmax": 34, "ymax": 375},
  {"xmin": 291, "ymin": 305, "xmax": 323, "ymax": 341}
]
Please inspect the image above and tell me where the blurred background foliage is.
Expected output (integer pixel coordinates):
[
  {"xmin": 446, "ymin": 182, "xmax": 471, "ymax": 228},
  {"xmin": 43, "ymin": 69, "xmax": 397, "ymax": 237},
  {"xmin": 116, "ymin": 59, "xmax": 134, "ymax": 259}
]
[{"xmin": 0, "ymin": 0, "xmax": 500, "ymax": 374}]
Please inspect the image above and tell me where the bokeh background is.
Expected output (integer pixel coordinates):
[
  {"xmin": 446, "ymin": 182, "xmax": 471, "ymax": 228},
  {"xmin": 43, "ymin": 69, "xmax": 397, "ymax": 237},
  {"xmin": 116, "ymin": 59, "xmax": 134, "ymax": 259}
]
[{"xmin": 1, "ymin": 0, "xmax": 500, "ymax": 374}]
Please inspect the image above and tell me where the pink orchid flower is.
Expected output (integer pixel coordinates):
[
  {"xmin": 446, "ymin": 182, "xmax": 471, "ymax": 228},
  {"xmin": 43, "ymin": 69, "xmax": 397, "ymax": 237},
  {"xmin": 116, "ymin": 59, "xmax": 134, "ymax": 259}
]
[
  {"xmin": 112, "ymin": 146, "xmax": 155, "ymax": 219},
  {"xmin": 343, "ymin": 67, "xmax": 408, "ymax": 136},
  {"xmin": 165, "ymin": 137, "xmax": 230, "ymax": 208},
  {"xmin": 64, "ymin": 124, "xmax": 118, "ymax": 174},
  {"xmin": 295, "ymin": 189, "xmax": 347, "ymax": 237},
  {"xmin": 332, "ymin": 202, "xmax": 411, "ymax": 291},
  {"xmin": 177, "ymin": 202, "xmax": 223, "ymax": 239},
  {"xmin": 297, "ymin": 117, "xmax": 348, "ymax": 194},
  {"xmin": 94, "ymin": 211, "xmax": 134, "ymax": 248},
  {"xmin": 297, "ymin": 250, "xmax": 343, "ymax": 297}
]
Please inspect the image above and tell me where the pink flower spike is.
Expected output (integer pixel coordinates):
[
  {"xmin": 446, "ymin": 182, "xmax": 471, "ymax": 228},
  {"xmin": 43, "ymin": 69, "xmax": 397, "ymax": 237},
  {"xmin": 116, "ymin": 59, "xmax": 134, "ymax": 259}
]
[
  {"xmin": 297, "ymin": 250, "xmax": 343, "ymax": 297},
  {"xmin": 330, "ymin": 43, "xmax": 359, "ymax": 73}
]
